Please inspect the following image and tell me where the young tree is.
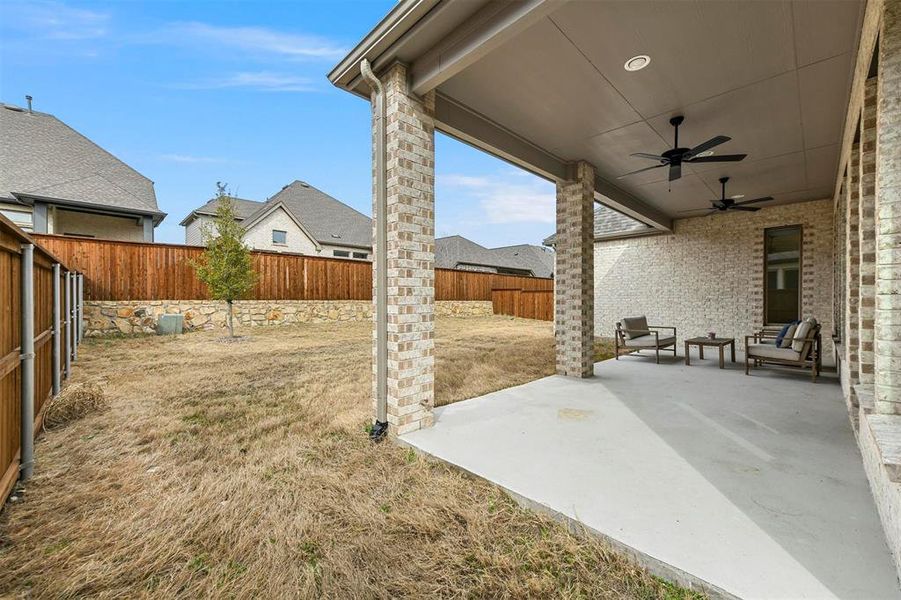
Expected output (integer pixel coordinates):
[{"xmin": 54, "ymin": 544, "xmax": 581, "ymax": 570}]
[{"xmin": 191, "ymin": 183, "xmax": 256, "ymax": 337}]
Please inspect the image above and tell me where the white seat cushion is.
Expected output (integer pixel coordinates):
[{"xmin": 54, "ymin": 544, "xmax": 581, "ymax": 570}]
[
  {"xmin": 748, "ymin": 344, "xmax": 801, "ymax": 361},
  {"xmin": 624, "ymin": 334, "xmax": 676, "ymax": 348}
]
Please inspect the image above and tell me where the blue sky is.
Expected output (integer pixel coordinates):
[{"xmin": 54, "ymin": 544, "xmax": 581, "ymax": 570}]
[{"xmin": 0, "ymin": 0, "xmax": 556, "ymax": 247}]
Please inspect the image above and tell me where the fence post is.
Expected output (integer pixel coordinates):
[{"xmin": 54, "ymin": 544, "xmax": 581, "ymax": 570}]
[
  {"xmin": 52, "ymin": 263, "xmax": 61, "ymax": 396},
  {"xmin": 64, "ymin": 272, "xmax": 71, "ymax": 377},
  {"xmin": 20, "ymin": 244, "xmax": 35, "ymax": 481},
  {"xmin": 77, "ymin": 273, "xmax": 84, "ymax": 343},
  {"xmin": 70, "ymin": 272, "xmax": 77, "ymax": 362}
]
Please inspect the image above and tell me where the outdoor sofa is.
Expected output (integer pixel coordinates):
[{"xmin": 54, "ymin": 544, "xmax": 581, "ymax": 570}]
[
  {"xmin": 744, "ymin": 317, "xmax": 822, "ymax": 381},
  {"xmin": 614, "ymin": 316, "xmax": 677, "ymax": 364}
]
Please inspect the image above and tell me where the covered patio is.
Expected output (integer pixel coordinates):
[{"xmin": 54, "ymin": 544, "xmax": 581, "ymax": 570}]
[
  {"xmin": 403, "ymin": 354, "xmax": 898, "ymax": 599},
  {"xmin": 330, "ymin": 0, "xmax": 901, "ymax": 594}
]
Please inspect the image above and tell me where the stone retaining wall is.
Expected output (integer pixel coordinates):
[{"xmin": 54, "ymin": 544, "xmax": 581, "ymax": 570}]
[{"xmin": 83, "ymin": 300, "xmax": 493, "ymax": 336}]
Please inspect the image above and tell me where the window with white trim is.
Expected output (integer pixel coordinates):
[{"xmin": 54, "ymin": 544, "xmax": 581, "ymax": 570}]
[{"xmin": 272, "ymin": 230, "xmax": 287, "ymax": 245}]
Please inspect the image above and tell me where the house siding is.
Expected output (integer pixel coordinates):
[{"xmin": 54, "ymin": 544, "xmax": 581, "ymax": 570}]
[
  {"xmin": 184, "ymin": 215, "xmax": 214, "ymax": 245},
  {"xmin": 243, "ymin": 207, "xmax": 318, "ymax": 254},
  {"xmin": 594, "ymin": 199, "xmax": 834, "ymax": 356},
  {"xmin": 52, "ymin": 208, "xmax": 146, "ymax": 242}
]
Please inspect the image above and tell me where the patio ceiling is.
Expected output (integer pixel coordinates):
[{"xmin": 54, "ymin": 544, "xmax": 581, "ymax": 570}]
[{"xmin": 330, "ymin": 0, "xmax": 865, "ymax": 230}]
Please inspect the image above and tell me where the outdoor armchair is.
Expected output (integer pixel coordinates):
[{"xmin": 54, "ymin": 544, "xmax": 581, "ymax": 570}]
[
  {"xmin": 614, "ymin": 316, "xmax": 677, "ymax": 364},
  {"xmin": 745, "ymin": 318, "xmax": 822, "ymax": 382}
]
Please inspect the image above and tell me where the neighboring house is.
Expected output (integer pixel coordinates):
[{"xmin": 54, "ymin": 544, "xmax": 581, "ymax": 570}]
[
  {"xmin": 0, "ymin": 101, "xmax": 165, "ymax": 241},
  {"xmin": 181, "ymin": 180, "xmax": 372, "ymax": 260},
  {"xmin": 436, "ymin": 235, "xmax": 554, "ymax": 277}
]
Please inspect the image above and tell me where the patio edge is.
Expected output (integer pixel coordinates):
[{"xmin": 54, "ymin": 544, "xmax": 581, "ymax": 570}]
[{"xmin": 396, "ymin": 436, "xmax": 739, "ymax": 600}]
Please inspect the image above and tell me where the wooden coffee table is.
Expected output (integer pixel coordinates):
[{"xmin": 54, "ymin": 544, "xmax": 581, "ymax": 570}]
[{"xmin": 684, "ymin": 337, "xmax": 736, "ymax": 369}]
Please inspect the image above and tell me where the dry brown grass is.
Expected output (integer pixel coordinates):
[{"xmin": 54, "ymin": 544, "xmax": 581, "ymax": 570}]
[{"xmin": 0, "ymin": 316, "xmax": 695, "ymax": 599}]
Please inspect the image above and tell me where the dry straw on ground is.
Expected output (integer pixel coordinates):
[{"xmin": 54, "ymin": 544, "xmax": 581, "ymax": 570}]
[
  {"xmin": 0, "ymin": 316, "xmax": 697, "ymax": 599},
  {"xmin": 42, "ymin": 381, "xmax": 107, "ymax": 430}
]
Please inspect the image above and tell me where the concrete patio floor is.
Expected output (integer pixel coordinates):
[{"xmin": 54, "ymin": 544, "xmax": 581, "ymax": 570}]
[{"xmin": 403, "ymin": 351, "xmax": 900, "ymax": 599}]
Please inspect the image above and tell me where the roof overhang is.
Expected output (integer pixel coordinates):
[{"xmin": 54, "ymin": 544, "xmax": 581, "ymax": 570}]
[
  {"xmin": 12, "ymin": 192, "xmax": 167, "ymax": 226},
  {"xmin": 331, "ymin": 0, "xmax": 867, "ymax": 233}
]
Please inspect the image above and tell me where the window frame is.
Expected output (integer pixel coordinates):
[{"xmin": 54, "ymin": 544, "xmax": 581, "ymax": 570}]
[
  {"xmin": 333, "ymin": 250, "xmax": 350, "ymax": 258},
  {"xmin": 763, "ymin": 224, "xmax": 803, "ymax": 326},
  {"xmin": 271, "ymin": 229, "xmax": 288, "ymax": 245},
  {"xmin": 352, "ymin": 251, "xmax": 368, "ymax": 259}
]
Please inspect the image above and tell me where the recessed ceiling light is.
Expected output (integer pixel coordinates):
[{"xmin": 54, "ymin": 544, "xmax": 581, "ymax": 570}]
[
  {"xmin": 731, "ymin": 194, "xmax": 745, "ymax": 199},
  {"xmin": 696, "ymin": 150, "xmax": 715, "ymax": 158},
  {"xmin": 624, "ymin": 55, "xmax": 651, "ymax": 72}
]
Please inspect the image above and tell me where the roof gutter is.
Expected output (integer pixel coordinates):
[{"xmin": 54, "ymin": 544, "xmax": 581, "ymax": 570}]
[{"xmin": 328, "ymin": 0, "xmax": 441, "ymax": 96}]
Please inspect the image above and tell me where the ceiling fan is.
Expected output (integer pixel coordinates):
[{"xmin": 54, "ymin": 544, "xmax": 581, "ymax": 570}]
[
  {"xmin": 618, "ymin": 116, "xmax": 747, "ymax": 183},
  {"xmin": 679, "ymin": 177, "xmax": 773, "ymax": 216}
]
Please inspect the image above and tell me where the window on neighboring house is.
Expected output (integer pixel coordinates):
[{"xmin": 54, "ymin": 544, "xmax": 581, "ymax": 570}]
[
  {"xmin": 272, "ymin": 230, "xmax": 287, "ymax": 245},
  {"xmin": 764, "ymin": 225, "xmax": 802, "ymax": 324},
  {"xmin": 333, "ymin": 250, "xmax": 350, "ymax": 258},
  {"xmin": 352, "ymin": 252, "xmax": 368, "ymax": 259}
]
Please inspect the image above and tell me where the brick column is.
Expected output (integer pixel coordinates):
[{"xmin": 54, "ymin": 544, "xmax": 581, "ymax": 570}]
[
  {"xmin": 859, "ymin": 77, "xmax": 878, "ymax": 386},
  {"xmin": 555, "ymin": 161, "xmax": 595, "ymax": 378},
  {"xmin": 847, "ymin": 159, "xmax": 861, "ymax": 385},
  {"xmin": 376, "ymin": 63, "xmax": 436, "ymax": 434},
  {"xmin": 875, "ymin": 0, "xmax": 901, "ymax": 414}
]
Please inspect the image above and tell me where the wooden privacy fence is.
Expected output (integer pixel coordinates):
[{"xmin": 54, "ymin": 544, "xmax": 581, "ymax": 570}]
[
  {"xmin": 32, "ymin": 235, "xmax": 554, "ymax": 302},
  {"xmin": 1, "ymin": 217, "xmax": 82, "ymax": 504},
  {"xmin": 491, "ymin": 288, "xmax": 554, "ymax": 321}
]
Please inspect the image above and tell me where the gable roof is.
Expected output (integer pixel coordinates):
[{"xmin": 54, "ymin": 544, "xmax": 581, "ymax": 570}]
[
  {"xmin": 489, "ymin": 244, "xmax": 555, "ymax": 279},
  {"xmin": 0, "ymin": 103, "xmax": 164, "ymax": 221},
  {"xmin": 243, "ymin": 181, "xmax": 372, "ymax": 249},
  {"xmin": 436, "ymin": 235, "xmax": 551, "ymax": 276},
  {"xmin": 178, "ymin": 196, "xmax": 263, "ymax": 226},
  {"xmin": 543, "ymin": 204, "xmax": 654, "ymax": 246}
]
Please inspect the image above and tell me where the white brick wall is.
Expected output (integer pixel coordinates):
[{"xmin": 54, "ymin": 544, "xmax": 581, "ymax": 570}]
[{"xmin": 595, "ymin": 199, "xmax": 834, "ymax": 356}]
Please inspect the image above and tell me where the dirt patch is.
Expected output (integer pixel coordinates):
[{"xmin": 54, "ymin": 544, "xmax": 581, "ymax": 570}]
[{"xmin": 0, "ymin": 316, "xmax": 695, "ymax": 599}]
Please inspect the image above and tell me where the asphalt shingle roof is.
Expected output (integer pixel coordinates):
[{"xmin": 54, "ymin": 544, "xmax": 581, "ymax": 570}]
[
  {"xmin": 543, "ymin": 204, "xmax": 652, "ymax": 245},
  {"xmin": 0, "ymin": 103, "xmax": 162, "ymax": 217},
  {"xmin": 179, "ymin": 196, "xmax": 264, "ymax": 225},
  {"xmin": 436, "ymin": 235, "xmax": 552, "ymax": 276},
  {"xmin": 246, "ymin": 181, "xmax": 372, "ymax": 249}
]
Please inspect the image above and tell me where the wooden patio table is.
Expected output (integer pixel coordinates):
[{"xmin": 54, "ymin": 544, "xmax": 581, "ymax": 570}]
[{"xmin": 684, "ymin": 337, "xmax": 736, "ymax": 369}]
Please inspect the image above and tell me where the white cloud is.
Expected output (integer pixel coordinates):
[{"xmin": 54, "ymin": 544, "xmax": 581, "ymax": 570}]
[
  {"xmin": 157, "ymin": 22, "xmax": 347, "ymax": 61},
  {"xmin": 159, "ymin": 154, "xmax": 230, "ymax": 164},
  {"xmin": 176, "ymin": 71, "xmax": 318, "ymax": 93},
  {"xmin": 440, "ymin": 171, "xmax": 555, "ymax": 224},
  {"xmin": 6, "ymin": 1, "xmax": 110, "ymax": 40}
]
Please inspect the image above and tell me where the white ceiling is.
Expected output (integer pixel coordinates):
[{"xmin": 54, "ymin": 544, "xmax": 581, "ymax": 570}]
[{"xmin": 437, "ymin": 0, "xmax": 864, "ymax": 216}]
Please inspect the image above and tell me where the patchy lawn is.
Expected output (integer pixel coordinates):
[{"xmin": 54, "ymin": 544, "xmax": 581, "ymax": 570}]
[{"xmin": 0, "ymin": 316, "xmax": 694, "ymax": 599}]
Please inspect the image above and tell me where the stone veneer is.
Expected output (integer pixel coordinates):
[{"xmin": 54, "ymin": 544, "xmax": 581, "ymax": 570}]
[
  {"xmin": 83, "ymin": 300, "xmax": 491, "ymax": 336},
  {"xmin": 594, "ymin": 199, "xmax": 835, "ymax": 355}
]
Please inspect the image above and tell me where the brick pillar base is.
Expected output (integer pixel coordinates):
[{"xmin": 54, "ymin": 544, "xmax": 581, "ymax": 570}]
[
  {"xmin": 875, "ymin": 0, "xmax": 901, "ymax": 414},
  {"xmin": 375, "ymin": 63, "xmax": 436, "ymax": 435},
  {"xmin": 555, "ymin": 161, "xmax": 595, "ymax": 378}
]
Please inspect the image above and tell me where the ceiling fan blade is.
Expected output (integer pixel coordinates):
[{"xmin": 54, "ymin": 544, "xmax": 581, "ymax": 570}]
[
  {"xmin": 734, "ymin": 196, "xmax": 773, "ymax": 206},
  {"xmin": 668, "ymin": 162, "xmax": 682, "ymax": 182},
  {"xmin": 630, "ymin": 152, "xmax": 668, "ymax": 161},
  {"xmin": 687, "ymin": 154, "xmax": 747, "ymax": 163},
  {"xmin": 730, "ymin": 206, "xmax": 761, "ymax": 212},
  {"xmin": 616, "ymin": 164, "xmax": 666, "ymax": 179},
  {"xmin": 685, "ymin": 135, "xmax": 730, "ymax": 158},
  {"xmin": 677, "ymin": 207, "xmax": 716, "ymax": 214}
]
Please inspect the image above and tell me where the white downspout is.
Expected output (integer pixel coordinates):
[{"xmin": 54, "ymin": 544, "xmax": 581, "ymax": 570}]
[{"xmin": 360, "ymin": 58, "xmax": 389, "ymax": 440}]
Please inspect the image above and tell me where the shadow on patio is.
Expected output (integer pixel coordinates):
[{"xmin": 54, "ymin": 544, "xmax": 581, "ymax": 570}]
[{"xmin": 403, "ymin": 352, "xmax": 899, "ymax": 599}]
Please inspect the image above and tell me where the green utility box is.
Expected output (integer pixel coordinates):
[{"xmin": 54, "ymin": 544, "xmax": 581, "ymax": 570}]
[{"xmin": 157, "ymin": 314, "xmax": 184, "ymax": 335}]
